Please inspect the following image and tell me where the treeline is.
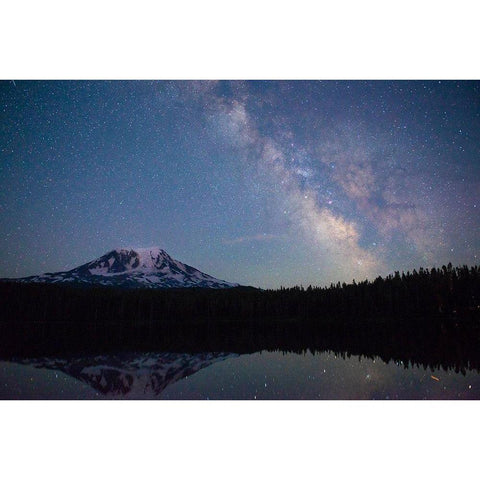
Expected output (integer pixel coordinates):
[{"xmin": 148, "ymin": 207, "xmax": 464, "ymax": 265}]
[
  {"xmin": 0, "ymin": 263, "xmax": 480, "ymax": 367},
  {"xmin": 1, "ymin": 262, "xmax": 479, "ymax": 324}
]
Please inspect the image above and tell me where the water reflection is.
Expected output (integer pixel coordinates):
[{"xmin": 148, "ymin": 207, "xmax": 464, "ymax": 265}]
[
  {"xmin": 161, "ymin": 350, "xmax": 480, "ymax": 400},
  {"xmin": 1, "ymin": 349, "xmax": 480, "ymax": 400},
  {"xmin": 1, "ymin": 352, "xmax": 237, "ymax": 399}
]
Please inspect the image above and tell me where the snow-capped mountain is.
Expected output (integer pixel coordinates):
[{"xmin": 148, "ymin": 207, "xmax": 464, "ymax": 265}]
[
  {"xmin": 8, "ymin": 247, "xmax": 239, "ymax": 289},
  {"xmin": 12, "ymin": 351, "xmax": 239, "ymax": 398}
]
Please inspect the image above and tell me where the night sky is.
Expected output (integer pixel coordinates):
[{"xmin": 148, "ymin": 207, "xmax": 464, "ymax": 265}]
[{"xmin": 1, "ymin": 80, "xmax": 479, "ymax": 288}]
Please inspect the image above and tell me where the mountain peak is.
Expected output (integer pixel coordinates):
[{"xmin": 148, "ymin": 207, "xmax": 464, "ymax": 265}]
[
  {"xmin": 112, "ymin": 246, "xmax": 168, "ymax": 257},
  {"xmin": 88, "ymin": 247, "xmax": 173, "ymax": 274}
]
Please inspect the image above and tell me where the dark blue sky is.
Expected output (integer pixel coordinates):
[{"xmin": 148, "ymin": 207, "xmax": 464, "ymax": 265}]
[{"xmin": 1, "ymin": 80, "xmax": 479, "ymax": 288}]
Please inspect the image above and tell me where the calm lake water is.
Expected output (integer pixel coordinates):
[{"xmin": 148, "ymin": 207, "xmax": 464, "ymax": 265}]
[{"xmin": 1, "ymin": 349, "xmax": 479, "ymax": 400}]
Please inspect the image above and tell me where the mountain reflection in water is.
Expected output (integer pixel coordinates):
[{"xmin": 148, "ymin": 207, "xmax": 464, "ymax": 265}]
[
  {"xmin": 3, "ymin": 352, "xmax": 237, "ymax": 399},
  {"xmin": 2, "ymin": 348, "xmax": 480, "ymax": 399}
]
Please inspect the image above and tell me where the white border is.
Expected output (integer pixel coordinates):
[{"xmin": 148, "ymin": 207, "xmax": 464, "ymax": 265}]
[{"xmin": 1, "ymin": 1, "xmax": 479, "ymax": 79}]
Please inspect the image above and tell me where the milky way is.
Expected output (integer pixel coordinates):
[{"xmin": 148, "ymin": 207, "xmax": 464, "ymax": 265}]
[{"xmin": 1, "ymin": 80, "xmax": 479, "ymax": 288}]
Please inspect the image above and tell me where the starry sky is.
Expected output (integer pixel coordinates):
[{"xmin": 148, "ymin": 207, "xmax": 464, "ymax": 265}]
[{"xmin": 1, "ymin": 80, "xmax": 479, "ymax": 288}]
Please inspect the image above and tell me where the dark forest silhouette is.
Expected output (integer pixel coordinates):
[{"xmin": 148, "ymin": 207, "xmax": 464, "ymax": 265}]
[{"xmin": 1, "ymin": 263, "xmax": 479, "ymax": 373}]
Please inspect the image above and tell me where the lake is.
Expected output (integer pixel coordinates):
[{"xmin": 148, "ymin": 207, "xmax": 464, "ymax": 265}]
[{"xmin": 1, "ymin": 349, "xmax": 479, "ymax": 399}]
